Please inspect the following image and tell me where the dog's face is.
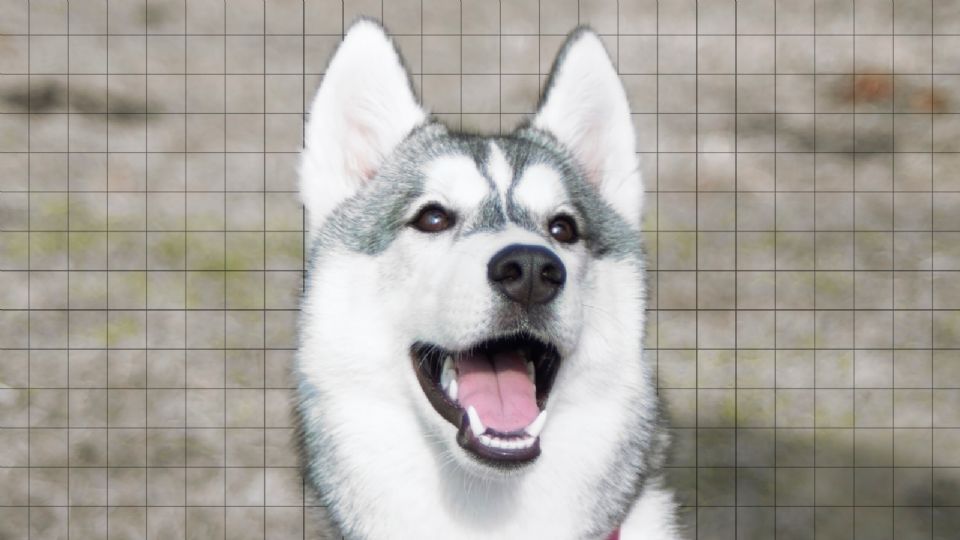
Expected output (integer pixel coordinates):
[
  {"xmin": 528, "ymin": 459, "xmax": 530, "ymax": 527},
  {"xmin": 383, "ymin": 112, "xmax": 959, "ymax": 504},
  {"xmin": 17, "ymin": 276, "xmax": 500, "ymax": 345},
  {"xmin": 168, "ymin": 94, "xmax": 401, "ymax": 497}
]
[{"xmin": 298, "ymin": 21, "xmax": 645, "ymax": 478}]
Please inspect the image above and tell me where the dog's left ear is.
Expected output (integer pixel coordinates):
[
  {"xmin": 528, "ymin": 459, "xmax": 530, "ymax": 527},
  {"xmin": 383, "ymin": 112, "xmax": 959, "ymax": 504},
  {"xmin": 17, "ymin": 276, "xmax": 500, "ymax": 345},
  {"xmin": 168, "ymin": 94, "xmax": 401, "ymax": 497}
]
[
  {"xmin": 533, "ymin": 29, "xmax": 642, "ymax": 227},
  {"xmin": 301, "ymin": 19, "xmax": 426, "ymax": 237}
]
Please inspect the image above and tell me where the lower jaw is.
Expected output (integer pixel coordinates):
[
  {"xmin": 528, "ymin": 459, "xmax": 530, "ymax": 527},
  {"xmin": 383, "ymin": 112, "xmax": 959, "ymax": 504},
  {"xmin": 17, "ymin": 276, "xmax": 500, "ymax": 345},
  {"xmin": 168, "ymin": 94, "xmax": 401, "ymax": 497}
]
[{"xmin": 455, "ymin": 420, "xmax": 542, "ymax": 466}]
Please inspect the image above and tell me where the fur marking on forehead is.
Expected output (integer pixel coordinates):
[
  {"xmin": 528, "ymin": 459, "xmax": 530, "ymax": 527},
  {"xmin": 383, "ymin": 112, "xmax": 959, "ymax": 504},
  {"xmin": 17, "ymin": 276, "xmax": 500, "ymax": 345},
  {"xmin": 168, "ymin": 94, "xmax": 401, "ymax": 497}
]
[
  {"xmin": 422, "ymin": 154, "xmax": 490, "ymax": 208},
  {"xmin": 486, "ymin": 141, "xmax": 514, "ymax": 203},
  {"xmin": 512, "ymin": 163, "xmax": 568, "ymax": 217}
]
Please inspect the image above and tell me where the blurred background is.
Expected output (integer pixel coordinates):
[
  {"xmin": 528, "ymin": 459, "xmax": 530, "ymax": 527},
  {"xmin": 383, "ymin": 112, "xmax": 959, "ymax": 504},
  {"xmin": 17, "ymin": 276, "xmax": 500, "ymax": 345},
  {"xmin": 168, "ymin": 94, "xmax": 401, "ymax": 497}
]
[{"xmin": 0, "ymin": 0, "xmax": 959, "ymax": 538}]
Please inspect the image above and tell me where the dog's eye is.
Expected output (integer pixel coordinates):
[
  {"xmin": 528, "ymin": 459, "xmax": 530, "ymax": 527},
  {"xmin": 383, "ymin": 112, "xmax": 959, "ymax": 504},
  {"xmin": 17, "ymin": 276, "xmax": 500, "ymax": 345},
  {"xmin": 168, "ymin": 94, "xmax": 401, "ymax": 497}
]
[
  {"xmin": 412, "ymin": 205, "xmax": 453, "ymax": 233},
  {"xmin": 548, "ymin": 215, "xmax": 579, "ymax": 244}
]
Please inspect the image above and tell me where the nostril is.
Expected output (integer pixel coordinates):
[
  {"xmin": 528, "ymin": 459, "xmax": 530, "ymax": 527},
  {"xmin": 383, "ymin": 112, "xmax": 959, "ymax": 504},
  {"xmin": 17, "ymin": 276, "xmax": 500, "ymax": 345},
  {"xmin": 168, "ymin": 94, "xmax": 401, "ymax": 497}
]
[
  {"xmin": 540, "ymin": 264, "xmax": 564, "ymax": 285},
  {"xmin": 498, "ymin": 261, "xmax": 523, "ymax": 282}
]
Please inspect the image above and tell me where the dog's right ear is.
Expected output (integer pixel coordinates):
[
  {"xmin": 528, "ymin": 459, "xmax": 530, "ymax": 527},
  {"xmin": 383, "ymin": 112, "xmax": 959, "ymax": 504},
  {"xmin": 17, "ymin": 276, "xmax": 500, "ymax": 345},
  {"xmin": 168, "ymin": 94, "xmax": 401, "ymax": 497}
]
[
  {"xmin": 533, "ymin": 29, "xmax": 642, "ymax": 228},
  {"xmin": 300, "ymin": 19, "xmax": 426, "ymax": 237}
]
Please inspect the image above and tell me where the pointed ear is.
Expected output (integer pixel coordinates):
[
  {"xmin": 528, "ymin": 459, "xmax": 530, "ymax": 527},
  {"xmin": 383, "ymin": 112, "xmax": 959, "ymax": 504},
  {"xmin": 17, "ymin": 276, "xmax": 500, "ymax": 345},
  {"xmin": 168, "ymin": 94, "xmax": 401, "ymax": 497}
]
[
  {"xmin": 533, "ymin": 29, "xmax": 643, "ymax": 226},
  {"xmin": 300, "ymin": 19, "xmax": 426, "ymax": 236}
]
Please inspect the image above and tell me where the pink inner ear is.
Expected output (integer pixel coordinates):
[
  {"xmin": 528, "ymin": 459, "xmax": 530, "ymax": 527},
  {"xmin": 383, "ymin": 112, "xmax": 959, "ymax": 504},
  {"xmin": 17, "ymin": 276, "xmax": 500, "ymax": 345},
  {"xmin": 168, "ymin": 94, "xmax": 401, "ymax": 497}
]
[
  {"xmin": 570, "ymin": 120, "xmax": 605, "ymax": 188},
  {"xmin": 343, "ymin": 116, "xmax": 386, "ymax": 183}
]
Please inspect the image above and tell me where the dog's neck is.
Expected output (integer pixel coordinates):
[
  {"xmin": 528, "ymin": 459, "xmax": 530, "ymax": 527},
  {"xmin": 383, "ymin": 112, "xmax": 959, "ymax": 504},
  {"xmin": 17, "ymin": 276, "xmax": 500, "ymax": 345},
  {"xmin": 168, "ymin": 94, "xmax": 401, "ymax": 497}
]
[{"xmin": 302, "ymin": 385, "xmax": 645, "ymax": 538}]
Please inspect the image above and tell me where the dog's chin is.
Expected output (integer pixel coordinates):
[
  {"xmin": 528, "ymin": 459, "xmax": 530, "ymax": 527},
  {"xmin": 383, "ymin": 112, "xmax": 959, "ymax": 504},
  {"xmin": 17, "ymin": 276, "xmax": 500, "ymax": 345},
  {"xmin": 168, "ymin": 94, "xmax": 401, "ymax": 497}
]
[
  {"xmin": 410, "ymin": 333, "xmax": 561, "ymax": 472},
  {"xmin": 442, "ymin": 427, "xmax": 535, "ymax": 480}
]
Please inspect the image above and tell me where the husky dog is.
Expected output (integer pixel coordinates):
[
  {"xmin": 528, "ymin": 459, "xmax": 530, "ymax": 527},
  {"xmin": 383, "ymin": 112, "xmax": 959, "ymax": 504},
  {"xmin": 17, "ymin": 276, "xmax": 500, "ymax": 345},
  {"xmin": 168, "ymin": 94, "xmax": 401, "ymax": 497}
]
[{"xmin": 294, "ymin": 19, "xmax": 679, "ymax": 540}]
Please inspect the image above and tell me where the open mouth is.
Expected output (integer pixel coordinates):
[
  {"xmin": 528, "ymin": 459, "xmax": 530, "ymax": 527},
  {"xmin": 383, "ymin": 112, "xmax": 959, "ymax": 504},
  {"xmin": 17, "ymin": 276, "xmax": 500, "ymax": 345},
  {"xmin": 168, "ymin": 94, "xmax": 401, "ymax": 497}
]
[{"xmin": 411, "ymin": 334, "xmax": 561, "ymax": 466}]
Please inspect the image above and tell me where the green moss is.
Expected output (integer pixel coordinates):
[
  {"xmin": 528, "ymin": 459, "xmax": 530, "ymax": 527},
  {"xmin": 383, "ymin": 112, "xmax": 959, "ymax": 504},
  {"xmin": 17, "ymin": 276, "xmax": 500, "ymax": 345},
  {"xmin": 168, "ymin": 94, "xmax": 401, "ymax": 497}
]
[
  {"xmin": 265, "ymin": 232, "xmax": 303, "ymax": 269},
  {"xmin": 834, "ymin": 350, "xmax": 853, "ymax": 371},
  {"xmin": 717, "ymin": 395, "xmax": 737, "ymax": 425},
  {"xmin": 35, "ymin": 196, "xmax": 70, "ymax": 227},
  {"xmin": 0, "ymin": 232, "xmax": 30, "ymax": 266},
  {"xmin": 815, "ymin": 272, "xmax": 851, "ymax": 297},
  {"xmin": 32, "ymin": 231, "xmax": 68, "ymax": 251},
  {"xmin": 150, "ymin": 233, "xmax": 186, "ymax": 268},
  {"xmin": 68, "ymin": 231, "xmax": 100, "ymax": 251},
  {"xmin": 187, "ymin": 233, "xmax": 226, "ymax": 271},
  {"xmin": 225, "ymin": 233, "xmax": 263, "ymax": 271},
  {"xmin": 186, "ymin": 271, "xmax": 225, "ymax": 309},
  {"xmin": 107, "ymin": 313, "xmax": 140, "ymax": 347},
  {"xmin": 934, "ymin": 310, "xmax": 960, "ymax": 347},
  {"xmin": 225, "ymin": 272, "xmax": 264, "ymax": 309}
]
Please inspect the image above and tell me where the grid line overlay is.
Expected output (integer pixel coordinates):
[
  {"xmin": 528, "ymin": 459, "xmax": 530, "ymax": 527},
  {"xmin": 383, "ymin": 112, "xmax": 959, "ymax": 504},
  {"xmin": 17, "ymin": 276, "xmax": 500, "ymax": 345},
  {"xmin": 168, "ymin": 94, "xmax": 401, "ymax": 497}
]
[{"xmin": 1, "ymin": 1, "xmax": 959, "ymax": 539}]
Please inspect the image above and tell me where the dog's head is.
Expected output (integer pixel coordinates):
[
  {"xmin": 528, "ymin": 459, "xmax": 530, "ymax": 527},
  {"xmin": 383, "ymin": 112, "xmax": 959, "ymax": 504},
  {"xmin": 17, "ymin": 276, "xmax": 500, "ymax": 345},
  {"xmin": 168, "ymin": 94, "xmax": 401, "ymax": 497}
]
[{"xmin": 299, "ymin": 20, "xmax": 646, "ymax": 476}]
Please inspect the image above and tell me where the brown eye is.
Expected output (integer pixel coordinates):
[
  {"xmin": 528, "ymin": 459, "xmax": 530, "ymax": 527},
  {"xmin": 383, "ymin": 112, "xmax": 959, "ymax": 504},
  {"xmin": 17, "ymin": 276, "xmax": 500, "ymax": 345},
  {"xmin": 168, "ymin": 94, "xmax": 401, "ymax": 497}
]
[
  {"xmin": 548, "ymin": 215, "xmax": 579, "ymax": 243},
  {"xmin": 412, "ymin": 205, "xmax": 453, "ymax": 233}
]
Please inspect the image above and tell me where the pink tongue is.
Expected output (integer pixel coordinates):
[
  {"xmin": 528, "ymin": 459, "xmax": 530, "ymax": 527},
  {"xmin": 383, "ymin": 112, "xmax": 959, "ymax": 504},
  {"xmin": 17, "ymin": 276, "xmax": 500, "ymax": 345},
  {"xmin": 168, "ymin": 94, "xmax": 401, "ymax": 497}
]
[{"xmin": 456, "ymin": 351, "xmax": 539, "ymax": 433}]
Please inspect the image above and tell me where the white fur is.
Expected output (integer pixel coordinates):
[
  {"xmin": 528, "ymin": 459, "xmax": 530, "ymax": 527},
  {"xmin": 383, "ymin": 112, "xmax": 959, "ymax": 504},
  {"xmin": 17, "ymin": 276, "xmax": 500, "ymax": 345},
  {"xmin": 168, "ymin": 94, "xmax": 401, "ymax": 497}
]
[
  {"xmin": 533, "ymin": 32, "xmax": 644, "ymax": 228},
  {"xmin": 419, "ymin": 155, "xmax": 491, "ymax": 214},
  {"xmin": 300, "ymin": 20, "xmax": 426, "ymax": 240},
  {"xmin": 487, "ymin": 142, "xmax": 514, "ymax": 207},
  {"xmin": 620, "ymin": 477, "xmax": 681, "ymax": 539},
  {"xmin": 297, "ymin": 156, "xmax": 677, "ymax": 539},
  {"xmin": 299, "ymin": 251, "xmax": 669, "ymax": 539},
  {"xmin": 512, "ymin": 163, "xmax": 573, "ymax": 219},
  {"xmin": 297, "ymin": 22, "xmax": 678, "ymax": 540}
]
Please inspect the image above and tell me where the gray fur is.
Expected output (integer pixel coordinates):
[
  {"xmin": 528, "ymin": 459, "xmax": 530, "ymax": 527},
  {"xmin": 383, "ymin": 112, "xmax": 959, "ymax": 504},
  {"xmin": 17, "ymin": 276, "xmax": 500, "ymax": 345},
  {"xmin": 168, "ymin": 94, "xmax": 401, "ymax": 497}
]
[
  {"xmin": 462, "ymin": 195, "xmax": 507, "ymax": 236},
  {"xmin": 584, "ymin": 397, "xmax": 670, "ymax": 538},
  {"xmin": 311, "ymin": 123, "xmax": 642, "ymax": 263},
  {"xmin": 296, "ymin": 19, "xmax": 674, "ymax": 540},
  {"xmin": 512, "ymin": 127, "xmax": 643, "ymax": 260},
  {"xmin": 302, "ymin": 121, "xmax": 657, "ymax": 537}
]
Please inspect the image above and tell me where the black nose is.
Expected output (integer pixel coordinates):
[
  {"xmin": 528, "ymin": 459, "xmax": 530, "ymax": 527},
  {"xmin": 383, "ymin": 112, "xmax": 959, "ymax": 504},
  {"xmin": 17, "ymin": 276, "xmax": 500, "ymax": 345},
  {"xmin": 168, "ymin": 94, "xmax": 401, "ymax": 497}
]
[{"xmin": 487, "ymin": 244, "xmax": 566, "ymax": 306}]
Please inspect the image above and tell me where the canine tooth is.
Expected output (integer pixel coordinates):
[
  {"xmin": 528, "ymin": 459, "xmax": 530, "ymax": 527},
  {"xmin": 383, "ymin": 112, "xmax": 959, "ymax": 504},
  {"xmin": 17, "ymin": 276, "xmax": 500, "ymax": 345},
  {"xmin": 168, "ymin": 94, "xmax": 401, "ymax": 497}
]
[
  {"xmin": 526, "ymin": 361, "xmax": 535, "ymax": 383},
  {"xmin": 440, "ymin": 356, "xmax": 454, "ymax": 390},
  {"xmin": 447, "ymin": 379, "xmax": 458, "ymax": 401},
  {"xmin": 524, "ymin": 410, "xmax": 548, "ymax": 438},
  {"xmin": 467, "ymin": 406, "xmax": 485, "ymax": 437}
]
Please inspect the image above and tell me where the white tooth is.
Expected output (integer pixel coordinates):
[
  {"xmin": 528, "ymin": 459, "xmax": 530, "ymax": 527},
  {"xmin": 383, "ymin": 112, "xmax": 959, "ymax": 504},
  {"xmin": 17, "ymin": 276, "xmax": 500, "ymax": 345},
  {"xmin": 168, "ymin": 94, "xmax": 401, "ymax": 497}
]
[
  {"xmin": 440, "ymin": 356, "xmax": 454, "ymax": 390},
  {"xmin": 467, "ymin": 406, "xmax": 486, "ymax": 437},
  {"xmin": 526, "ymin": 361, "xmax": 535, "ymax": 383},
  {"xmin": 447, "ymin": 379, "xmax": 458, "ymax": 401},
  {"xmin": 524, "ymin": 410, "xmax": 548, "ymax": 438},
  {"xmin": 521, "ymin": 437, "xmax": 535, "ymax": 448}
]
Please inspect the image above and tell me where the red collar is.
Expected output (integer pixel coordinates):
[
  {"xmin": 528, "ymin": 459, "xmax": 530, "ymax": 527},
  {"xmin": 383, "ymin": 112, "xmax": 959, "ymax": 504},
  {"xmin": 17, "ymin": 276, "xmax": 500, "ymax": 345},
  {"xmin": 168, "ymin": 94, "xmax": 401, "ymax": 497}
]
[{"xmin": 608, "ymin": 528, "xmax": 620, "ymax": 540}]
